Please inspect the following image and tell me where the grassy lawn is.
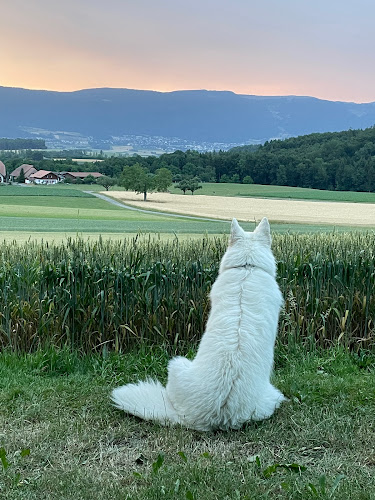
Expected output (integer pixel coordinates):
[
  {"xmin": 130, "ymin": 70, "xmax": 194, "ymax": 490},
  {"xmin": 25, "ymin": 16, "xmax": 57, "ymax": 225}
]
[
  {"xmin": 0, "ymin": 185, "xmax": 94, "ymax": 197},
  {"xmin": 1, "ymin": 347, "xmax": 374, "ymax": 499},
  {"xmin": 172, "ymin": 183, "xmax": 375, "ymax": 203}
]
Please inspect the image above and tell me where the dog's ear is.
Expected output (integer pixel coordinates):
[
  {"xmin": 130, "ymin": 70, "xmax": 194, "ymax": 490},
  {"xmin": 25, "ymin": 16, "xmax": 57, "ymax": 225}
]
[
  {"xmin": 231, "ymin": 218, "xmax": 245, "ymax": 242},
  {"xmin": 254, "ymin": 217, "xmax": 271, "ymax": 246}
]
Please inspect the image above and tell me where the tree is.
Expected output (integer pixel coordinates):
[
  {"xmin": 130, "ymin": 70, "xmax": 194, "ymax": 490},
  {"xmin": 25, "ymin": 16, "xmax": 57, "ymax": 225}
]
[
  {"xmin": 187, "ymin": 177, "xmax": 202, "ymax": 195},
  {"xmin": 176, "ymin": 178, "xmax": 190, "ymax": 194},
  {"xmin": 17, "ymin": 168, "xmax": 25, "ymax": 183},
  {"xmin": 172, "ymin": 173, "xmax": 183, "ymax": 183},
  {"xmin": 275, "ymin": 165, "xmax": 287, "ymax": 186},
  {"xmin": 120, "ymin": 163, "xmax": 154, "ymax": 201},
  {"xmin": 219, "ymin": 174, "xmax": 232, "ymax": 183},
  {"xmin": 120, "ymin": 164, "xmax": 173, "ymax": 201},
  {"xmin": 97, "ymin": 175, "xmax": 116, "ymax": 191},
  {"xmin": 182, "ymin": 162, "xmax": 199, "ymax": 177},
  {"xmin": 176, "ymin": 175, "xmax": 202, "ymax": 195},
  {"xmin": 31, "ymin": 151, "xmax": 44, "ymax": 161},
  {"xmin": 83, "ymin": 174, "xmax": 97, "ymax": 184},
  {"xmin": 154, "ymin": 167, "xmax": 173, "ymax": 192},
  {"xmin": 242, "ymin": 175, "xmax": 254, "ymax": 184}
]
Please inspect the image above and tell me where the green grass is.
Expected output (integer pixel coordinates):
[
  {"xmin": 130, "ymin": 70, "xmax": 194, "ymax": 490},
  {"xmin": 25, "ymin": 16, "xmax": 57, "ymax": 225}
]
[
  {"xmin": 0, "ymin": 347, "xmax": 374, "ymax": 499},
  {"xmin": 0, "ymin": 185, "xmax": 94, "ymax": 197},
  {"xmin": 173, "ymin": 183, "xmax": 375, "ymax": 203},
  {"xmin": 0, "ymin": 216, "xmax": 230, "ymax": 234},
  {"xmin": 0, "ymin": 196, "xmax": 169, "ymax": 217}
]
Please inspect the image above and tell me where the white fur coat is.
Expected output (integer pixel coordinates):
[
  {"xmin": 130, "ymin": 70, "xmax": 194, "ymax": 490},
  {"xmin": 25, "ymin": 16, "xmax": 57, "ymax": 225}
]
[{"xmin": 112, "ymin": 218, "xmax": 285, "ymax": 431}]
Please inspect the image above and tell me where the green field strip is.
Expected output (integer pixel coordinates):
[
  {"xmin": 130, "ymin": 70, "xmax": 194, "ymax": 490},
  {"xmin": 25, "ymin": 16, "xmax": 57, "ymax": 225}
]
[
  {"xmin": 0, "ymin": 215, "xmax": 230, "ymax": 233},
  {"xmin": 174, "ymin": 183, "xmax": 375, "ymax": 203}
]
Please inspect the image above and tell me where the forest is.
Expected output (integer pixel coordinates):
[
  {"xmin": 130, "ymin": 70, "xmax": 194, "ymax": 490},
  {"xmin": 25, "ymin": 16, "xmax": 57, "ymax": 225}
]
[
  {"xmin": 0, "ymin": 138, "xmax": 46, "ymax": 150},
  {"xmin": 94, "ymin": 126, "xmax": 375, "ymax": 192},
  {"xmin": 1, "ymin": 126, "xmax": 375, "ymax": 192}
]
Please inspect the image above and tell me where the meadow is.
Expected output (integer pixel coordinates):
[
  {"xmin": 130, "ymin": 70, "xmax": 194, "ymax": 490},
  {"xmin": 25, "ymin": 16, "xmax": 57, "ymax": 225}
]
[{"xmin": 171, "ymin": 182, "xmax": 375, "ymax": 204}]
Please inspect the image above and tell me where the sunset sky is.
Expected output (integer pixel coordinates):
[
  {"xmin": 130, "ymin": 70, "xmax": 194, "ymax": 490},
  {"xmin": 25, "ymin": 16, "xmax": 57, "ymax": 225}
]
[{"xmin": 2, "ymin": 0, "xmax": 375, "ymax": 103}]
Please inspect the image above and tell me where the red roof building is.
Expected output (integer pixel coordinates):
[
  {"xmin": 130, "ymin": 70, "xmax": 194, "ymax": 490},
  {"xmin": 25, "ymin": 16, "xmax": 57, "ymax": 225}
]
[
  {"xmin": 0, "ymin": 161, "xmax": 6, "ymax": 183},
  {"xmin": 63, "ymin": 171, "xmax": 103, "ymax": 180},
  {"xmin": 9, "ymin": 164, "xmax": 37, "ymax": 183},
  {"xmin": 30, "ymin": 170, "xmax": 61, "ymax": 184}
]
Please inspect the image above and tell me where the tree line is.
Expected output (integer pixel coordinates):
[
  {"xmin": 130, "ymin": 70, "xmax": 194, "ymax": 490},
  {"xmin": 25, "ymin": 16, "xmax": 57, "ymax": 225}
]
[
  {"xmin": 93, "ymin": 125, "xmax": 375, "ymax": 193},
  {"xmin": 2, "ymin": 125, "xmax": 375, "ymax": 193},
  {"xmin": 0, "ymin": 138, "xmax": 46, "ymax": 150}
]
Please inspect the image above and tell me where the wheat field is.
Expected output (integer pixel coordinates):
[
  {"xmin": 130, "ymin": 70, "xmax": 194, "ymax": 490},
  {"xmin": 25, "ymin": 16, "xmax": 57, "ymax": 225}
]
[{"xmin": 106, "ymin": 191, "xmax": 375, "ymax": 226}]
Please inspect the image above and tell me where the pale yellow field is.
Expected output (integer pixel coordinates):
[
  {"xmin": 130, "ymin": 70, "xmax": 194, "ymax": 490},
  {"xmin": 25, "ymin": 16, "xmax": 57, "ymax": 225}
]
[{"xmin": 106, "ymin": 191, "xmax": 375, "ymax": 227}]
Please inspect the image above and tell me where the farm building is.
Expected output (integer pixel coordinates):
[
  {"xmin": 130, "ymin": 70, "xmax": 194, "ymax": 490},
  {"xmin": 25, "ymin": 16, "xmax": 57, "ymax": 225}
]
[
  {"xmin": 63, "ymin": 171, "xmax": 103, "ymax": 181},
  {"xmin": 0, "ymin": 161, "xmax": 6, "ymax": 183},
  {"xmin": 9, "ymin": 164, "xmax": 37, "ymax": 183},
  {"xmin": 30, "ymin": 170, "xmax": 61, "ymax": 185}
]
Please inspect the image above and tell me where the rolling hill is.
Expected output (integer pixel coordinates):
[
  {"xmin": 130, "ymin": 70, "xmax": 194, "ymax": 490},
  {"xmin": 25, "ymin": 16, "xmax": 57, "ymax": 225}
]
[{"xmin": 1, "ymin": 86, "xmax": 375, "ymax": 146}]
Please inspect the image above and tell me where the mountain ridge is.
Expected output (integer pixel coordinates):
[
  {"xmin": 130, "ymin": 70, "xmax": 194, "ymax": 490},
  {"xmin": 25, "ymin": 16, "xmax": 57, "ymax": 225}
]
[{"xmin": 1, "ymin": 86, "xmax": 375, "ymax": 146}]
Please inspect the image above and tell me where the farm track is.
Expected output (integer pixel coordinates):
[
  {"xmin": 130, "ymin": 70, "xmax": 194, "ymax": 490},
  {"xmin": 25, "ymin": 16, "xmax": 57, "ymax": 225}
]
[{"xmin": 89, "ymin": 191, "xmax": 228, "ymax": 223}]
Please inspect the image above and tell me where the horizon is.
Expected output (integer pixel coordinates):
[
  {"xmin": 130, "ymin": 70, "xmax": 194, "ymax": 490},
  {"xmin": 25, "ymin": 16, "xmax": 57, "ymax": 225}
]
[{"xmin": 1, "ymin": 84, "xmax": 374, "ymax": 105}]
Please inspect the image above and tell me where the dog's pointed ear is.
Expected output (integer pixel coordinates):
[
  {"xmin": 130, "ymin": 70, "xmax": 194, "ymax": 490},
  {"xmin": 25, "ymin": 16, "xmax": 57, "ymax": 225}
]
[
  {"xmin": 231, "ymin": 218, "xmax": 245, "ymax": 242},
  {"xmin": 254, "ymin": 217, "xmax": 271, "ymax": 246}
]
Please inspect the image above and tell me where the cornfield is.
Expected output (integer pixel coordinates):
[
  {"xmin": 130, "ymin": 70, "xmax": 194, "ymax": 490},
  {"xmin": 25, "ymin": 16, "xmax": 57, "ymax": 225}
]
[{"xmin": 0, "ymin": 232, "xmax": 374, "ymax": 353}]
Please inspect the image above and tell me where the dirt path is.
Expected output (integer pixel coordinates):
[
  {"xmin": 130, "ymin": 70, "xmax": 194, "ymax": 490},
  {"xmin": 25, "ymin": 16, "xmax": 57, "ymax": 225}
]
[
  {"xmin": 103, "ymin": 191, "xmax": 375, "ymax": 227},
  {"xmin": 89, "ymin": 191, "xmax": 223, "ymax": 221}
]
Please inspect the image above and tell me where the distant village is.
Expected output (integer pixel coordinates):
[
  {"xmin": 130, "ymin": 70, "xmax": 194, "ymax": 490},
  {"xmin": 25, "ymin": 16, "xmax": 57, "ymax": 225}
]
[{"xmin": 0, "ymin": 161, "xmax": 103, "ymax": 185}]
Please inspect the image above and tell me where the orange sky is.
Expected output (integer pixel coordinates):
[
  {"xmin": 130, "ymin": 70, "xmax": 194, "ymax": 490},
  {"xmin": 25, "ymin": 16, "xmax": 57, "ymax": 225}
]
[{"xmin": 2, "ymin": 0, "xmax": 375, "ymax": 102}]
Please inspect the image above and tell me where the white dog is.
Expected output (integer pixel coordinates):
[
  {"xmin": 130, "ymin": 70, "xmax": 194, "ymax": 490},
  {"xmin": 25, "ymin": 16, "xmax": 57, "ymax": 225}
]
[{"xmin": 111, "ymin": 218, "xmax": 285, "ymax": 431}]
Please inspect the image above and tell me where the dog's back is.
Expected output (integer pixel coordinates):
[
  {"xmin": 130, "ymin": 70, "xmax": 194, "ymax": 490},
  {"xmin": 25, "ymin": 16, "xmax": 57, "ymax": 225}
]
[{"xmin": 166, "ymin": 220, "xmax": 284, "ymax": 430}]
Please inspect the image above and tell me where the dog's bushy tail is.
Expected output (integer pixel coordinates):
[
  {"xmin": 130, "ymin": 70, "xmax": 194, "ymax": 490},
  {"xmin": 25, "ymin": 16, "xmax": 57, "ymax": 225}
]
[{"xmin": 111, "ymin": 379, "xmax": 180, "ymax": 425}]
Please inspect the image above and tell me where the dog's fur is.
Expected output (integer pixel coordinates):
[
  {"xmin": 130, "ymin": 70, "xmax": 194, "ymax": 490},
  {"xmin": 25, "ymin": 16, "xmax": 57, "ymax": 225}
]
[{"xmin": 111, "ymin": 218, "xmax": 285, "ymax": 431}]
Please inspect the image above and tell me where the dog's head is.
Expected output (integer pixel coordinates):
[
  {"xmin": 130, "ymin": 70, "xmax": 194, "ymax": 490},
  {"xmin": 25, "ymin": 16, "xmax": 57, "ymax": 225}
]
[
  {"xmin": 230, "ymin": 217, "xmax": 271, "ymax": 247},
  {"xmin": 219, "ymin": 217, "xmax": 275, "ymax": 275}
]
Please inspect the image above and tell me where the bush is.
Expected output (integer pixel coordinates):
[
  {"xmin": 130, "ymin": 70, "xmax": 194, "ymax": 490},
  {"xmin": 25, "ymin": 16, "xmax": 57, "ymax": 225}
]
[{"xmin": 242, "ymin": 175, "xmax": 254, "ymax": 184}]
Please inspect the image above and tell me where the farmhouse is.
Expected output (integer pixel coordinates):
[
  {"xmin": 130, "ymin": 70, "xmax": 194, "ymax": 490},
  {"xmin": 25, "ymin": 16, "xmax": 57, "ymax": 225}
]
[
  {"xmin": 30, "ymin": 170, "xmax": 61, "ymax": 185},
  {"xmin": 9, "ymin": 164, "xmax": 37, "ymax": 183},
  {"xmin": 63, "ymin": 171, "xmax": 104, "ymax": 181},
  {"xmin": 0, "ymin": 161, "xmax": 6, "ymax": 183}
]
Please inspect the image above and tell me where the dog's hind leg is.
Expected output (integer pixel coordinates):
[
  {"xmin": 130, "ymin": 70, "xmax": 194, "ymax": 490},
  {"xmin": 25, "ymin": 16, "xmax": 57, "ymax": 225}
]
[
  {"xmin": 165, "ymin": 356, "xmax": 194, "ymax": 410},
  {"xmin": 167, "ymin": 355, "xmax": 192, "ymax": 379}
]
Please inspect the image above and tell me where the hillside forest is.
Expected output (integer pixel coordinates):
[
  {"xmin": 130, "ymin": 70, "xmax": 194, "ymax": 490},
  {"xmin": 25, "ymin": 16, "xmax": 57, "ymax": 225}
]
[{"xmin": 1, "ymin": 126, "xmax": 375, "ymax": 193}]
